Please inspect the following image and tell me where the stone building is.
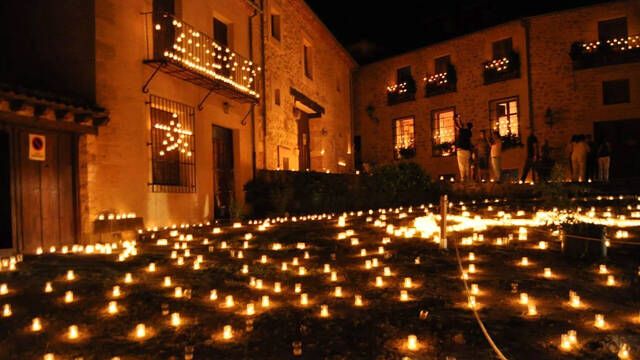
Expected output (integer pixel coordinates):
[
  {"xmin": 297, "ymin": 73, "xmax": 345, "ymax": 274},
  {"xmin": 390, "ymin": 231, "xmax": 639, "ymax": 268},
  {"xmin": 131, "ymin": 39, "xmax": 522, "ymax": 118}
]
[
  {"xmin": 354, "ymin": 0, "xmax": 640, "ymax": 181},
  {"xmin": 0, "ymin": 0, "xmax": 355, "ymax": 253}
]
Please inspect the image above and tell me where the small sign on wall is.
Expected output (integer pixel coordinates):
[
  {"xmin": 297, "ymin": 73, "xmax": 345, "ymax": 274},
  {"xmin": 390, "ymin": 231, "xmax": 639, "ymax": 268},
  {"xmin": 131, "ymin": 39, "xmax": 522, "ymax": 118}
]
[{"xmin": 28, "ymin": 134, "xmax": 46, "ymax": 161}]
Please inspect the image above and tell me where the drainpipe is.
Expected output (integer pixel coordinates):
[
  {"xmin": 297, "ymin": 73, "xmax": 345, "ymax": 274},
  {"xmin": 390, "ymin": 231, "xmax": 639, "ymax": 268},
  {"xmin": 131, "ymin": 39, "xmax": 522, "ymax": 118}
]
[
  {"xmin": 522, "ymin": 19, "xmax": 535, "ymax": 134},
  {"xmin": 249, "ymin": 7, "xmax": 258, "ymax": 178},
  {"xmin": 260, "ymin": 0, "xmax": 268, "ymax": 170}
]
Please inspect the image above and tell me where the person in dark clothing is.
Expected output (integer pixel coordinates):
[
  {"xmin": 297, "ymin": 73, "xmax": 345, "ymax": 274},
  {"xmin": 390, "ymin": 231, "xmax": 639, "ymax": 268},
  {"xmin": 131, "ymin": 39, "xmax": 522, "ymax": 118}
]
[
  {"xmin": 597, "ymin": 139, "xmax": 612, "ymax": 182},
  {"xmin": 520, "ymin": 133, "xmax": 539, "ymax": 182}
]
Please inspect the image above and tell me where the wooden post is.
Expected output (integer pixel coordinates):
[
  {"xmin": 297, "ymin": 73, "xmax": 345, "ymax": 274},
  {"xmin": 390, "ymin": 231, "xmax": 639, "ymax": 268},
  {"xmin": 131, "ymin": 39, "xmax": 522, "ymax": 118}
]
[{"xmin": 440, "ymin": 194, "xmax": 448, "ymax": 250}]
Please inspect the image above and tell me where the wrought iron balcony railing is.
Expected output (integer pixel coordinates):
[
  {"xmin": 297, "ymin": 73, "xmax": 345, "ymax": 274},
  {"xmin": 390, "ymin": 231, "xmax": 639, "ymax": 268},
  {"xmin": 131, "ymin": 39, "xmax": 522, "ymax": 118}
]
[
  {"xmin": 424, "ymin": 67, "xmax": 457, "ymax": 98},
  {"xmin": 386, "ymin": 78, "xmax": 416, "ymax": 106},
  {"xmin": 570, "ymin": 34, "xmax": 640, "ymax": 70},
  {"xmin": 482, "ymin": 52, "xmax": 520, "ymax": 85},
  {"xmin": 144, "ymin": 12, "xmax": 260, "ymax": 103}
]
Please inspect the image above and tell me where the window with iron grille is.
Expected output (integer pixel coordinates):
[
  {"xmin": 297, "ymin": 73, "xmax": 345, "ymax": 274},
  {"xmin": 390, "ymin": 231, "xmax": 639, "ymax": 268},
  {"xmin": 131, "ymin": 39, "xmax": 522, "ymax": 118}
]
[
  {"xmin": 149, "ymin": 95, "xmax": 196, "ymax": 193},
  {"xmin": 393, "ymin": 117, "xmax": 415, "ymax": 159},
  {"xmin": 490, "ymin": 97, "xmax": 519, "ymax": 138},
  {"xmin": 431, "ymin": 108, "xmax": 456, "ymax": 156}
]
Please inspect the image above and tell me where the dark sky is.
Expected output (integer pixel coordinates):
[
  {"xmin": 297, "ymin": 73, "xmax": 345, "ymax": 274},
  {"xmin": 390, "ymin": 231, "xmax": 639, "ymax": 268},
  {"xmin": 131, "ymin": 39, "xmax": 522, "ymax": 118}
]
[{"xmin": 306, "ymin": 0, "xmax": 615, "ymax": 64}]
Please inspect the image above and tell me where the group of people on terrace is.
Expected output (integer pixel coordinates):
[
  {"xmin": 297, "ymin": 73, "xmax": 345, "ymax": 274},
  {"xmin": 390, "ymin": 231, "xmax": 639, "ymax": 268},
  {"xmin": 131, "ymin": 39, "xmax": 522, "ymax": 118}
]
[{"xmin": 454, "ymin": 115, "xmax": 611, "ymax": 184}]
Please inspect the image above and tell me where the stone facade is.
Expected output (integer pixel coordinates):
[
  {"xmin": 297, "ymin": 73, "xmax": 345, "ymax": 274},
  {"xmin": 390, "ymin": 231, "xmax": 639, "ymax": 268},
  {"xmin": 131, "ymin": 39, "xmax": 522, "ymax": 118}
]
[{"xmin": 354, "ymin": 0, "xmax": 640, "ymax": 181}]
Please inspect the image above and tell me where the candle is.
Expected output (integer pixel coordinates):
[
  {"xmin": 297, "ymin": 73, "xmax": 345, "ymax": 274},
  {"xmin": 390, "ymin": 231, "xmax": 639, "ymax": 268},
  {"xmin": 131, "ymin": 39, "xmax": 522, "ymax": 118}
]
[
  {"xmin": 163, "ymin": 276, "xmax": 172, "ymax": 287},
  {"xmin": 538, "ymin": 241, "xmax": 547, "ymax": 250},
  {"xmin": 107, "ymin": 301, "xmax": 118, "ymax": 314},
  {"xmin": 304, "ymin": 251, "xmax": 310, "ymax": 259},
  {"xmin": 365, "ymin": 260, "xmax": 372, "ymax": 269},
  {"xmin": 378, "ymin": 246, "xmax": 384, "ymax": 254},
  {"xmin": 237, "ymin": 251, "xmax": 244, "ymax": 259},
  {"xmin": 260, "ymin": 255, "xmax": 267, "ymax": 264},
  {"xmin": 567, "ymin": 330, "xmax": 577, "ymax": 344},
  {"xmin": 461, "ymin": 271, "xmax": 469, "ymax": 280},
  {"xmin": 300, "ymin": 293, "xmax": 308, "ymax": 306},
  {"xmin": 471, "ymin": 284, "xmax": 479, "ymax": 295},
  {"xmin": 375, "ymin": 276, "xmax": 384, "ymax": 287},
  {"xmin": 135, "ymin": 323, "xmax": 146, "ymax": 338},
  {"xmin": 520, "ymin": 293, "xmax": 529, "ymax": 305},
  {"xmin": 255, "ymin": 279, "xmax": 263, "ymax": 289},
  {"xmin": 407, "ymin": 335, "xmax": 418, "ymax": 351},
  {"xmin": 560, "ymin": 334, "xmax": 571, "ymax": 351},
  {"xmin": 468, "ymin": 264, "xmax": 476, "ymax": 274},
  {"xmin": 372, "ymin": 258, "xmax": 379, "ymax": 267},
  {"xmin": 320, "ymin": 304, "xmax": 329, "ymax": 317},
  {"xmin": 261, "ymin": 295, "xmax": 270, "ymax": 308},
  {"xmin": 384, "ymin": 267, "xmax": 391, "ymax": 276},
  {"xmin": 174, "ymin": 287, "xmax": 183, "ymax": 298},
  {"xmin": 225, "ymin": 295, "xmax": 234, "ymax": 308},
  {"xmin": 210, "ymin": 290, "xmax": 218, "ymax": 301},
  {"xmin": 323, "ymin": 264, "xmax": 331, "ymax": 273},
  {"xmin": 148, "ymin": 263, "xmax": 156, "ymax": 272},
  {"xmin": 543, "ymin": 268, "xmax": 552, "ymax": 278},
  {"xmin": 223, "ymin": 325, "xmax": 233, "ymax": 339},
  {"xmin": 295, "ymin": 283, "xmax": 301, "ymax": 294},
  {"xmin": 334, "ymin": 286, "xmax": 343, "ymax": 297},
  {"xmin": 31, "ymin": 317, "xmax": 42, "ymax": 332},
  {"xmin": 330, "ymin": 271, "xmax": 338, "ymax": 282},
  {"xmin": 354, "ymin": 295, "xmax": 363, "ymax": 306},
  {"xmin": 193, "ymin": 261, "xmax": 200, "ymax": 270},
  {"xmin": 247, "ymin": 302, "xmax": 256, "ymax": 316},
  {"xmin": 124, "ymin": 273, "xmax": 133, "ymax": 284},
  {"xmin": 360, "ymin": 249, "xmax": 367, "ymax": 257},
  {"xmin": 112, "ymin": 286, "xmax": 121, "ymax": 298},
  {"xmin": 64, "ymin": 291, "xmax": 74, "ymax": 303},
  {"xmin": 403, "ymin": 277, "xmax": 412, "ymax": 288},
  {"xmin": 281, "ymin": 262, "xmax": 288, "ymax": 271},
  {"xmin": 273, "ymin": 282, "xmax": 282, "ymax": 293},
  {"xmin": 400, "ymin": 290, "xmax": 409, "ymax": 302},
  {"xmin": 177, "ymin": 257, "xmax": 184, "ymax": 266},
  {"xmin": 594, "ymin": 314, "xmax": 606, "ymax": 329},
  {"xmin": 468, "ymin": 296, "xmax": 476, "ymax": 309},
  {"xmin": 599, "ymin": 264, "xmax": 608, "ymax": 274},
  {"xmin": 0, "ymin": 284, "xmax": 7, "ymax": 295},
  {"xmin": 570, "ymin": 294, "xmax": 581, "ymax": 308},
  {"xmin": 171, "ymin": 312, "xmax": 181, "ymax": 327},
  {"xmin": 521, "ymin": 257, "xmax": 529, "ymax": 266},
  {"xmin": 527, "ymin": 304, "xmax": 537, "ymax": 316},
  {"xmin": 68, "ymin": 325, "xmax": 79, "ymax": 340},
  {"xmin": 618, "ymin": 343, "xmax": 630, "ymax": 359},
  {"xmin": 44, "ymin": 282, "xmax": 53, "ymax": 293},
  {"xmin": 292, "ymin": 257, "xmax": 299, "ymax": 266},
  {"xmin": 468, "ymin": 252, "xmax": 476, "ymax": 261},
  {"xmin": 66, "ymin": 270, "xmax": 75, "ymax": 281},
  {"xmin": 606, "ymin": 275, "xmax": 615, "ymax": 286}
]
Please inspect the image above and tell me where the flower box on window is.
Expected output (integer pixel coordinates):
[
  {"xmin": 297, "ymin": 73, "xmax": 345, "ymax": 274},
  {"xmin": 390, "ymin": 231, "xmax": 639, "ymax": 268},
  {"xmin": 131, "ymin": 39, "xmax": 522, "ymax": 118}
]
[
  {"xmin": 387, "ymin": 78, "xmax": 417, "ymax": 106},
  {"xmin": 499, "ymin": 133, "xmax": 523, "ymax": 150},
  {"xmin": 432, "ymin": 141, "xmax": 455, "ymax": 157},
  {"xmin": 424, "ymin": 65, "xmax": 457, "ymax": 97},
  {"xmin": 482, "ymin": 51, "xmax": 520, "ymax": 85},
  {"xmin": 570, "ymin": 35, "xmax": 640, "ymax": 70},
  {"xmin": 397, "ymin": 146, "xmax": 416, "ymax": 160}
]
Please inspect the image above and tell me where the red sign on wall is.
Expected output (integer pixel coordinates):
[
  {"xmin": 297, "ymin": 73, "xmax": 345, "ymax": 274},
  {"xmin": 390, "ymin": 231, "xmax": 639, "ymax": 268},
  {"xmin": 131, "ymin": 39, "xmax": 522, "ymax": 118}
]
[{"xmin": 28, "ymin": 134, "xmax": 46, "ymax": 161}]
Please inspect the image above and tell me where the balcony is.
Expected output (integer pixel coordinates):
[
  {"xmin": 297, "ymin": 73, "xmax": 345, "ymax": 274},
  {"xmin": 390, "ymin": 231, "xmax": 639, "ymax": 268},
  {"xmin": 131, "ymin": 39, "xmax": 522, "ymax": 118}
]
[
  {"xmin": 424, "ymin": 67, "xmax": 457, "ymax": 98},
  {"xmin": 570, "ymin": 34, "xmax": 640, "ymax": 70},
  {"xmin": 144, "ymin": 12, "xmax": 260, "ymax": 103},
  {"xmin": 386, "ymin": 78, "xmax": 416, "ymax": 106},
  {"xmin": 482, "ymin": 52, "xmax": 520, "ymax": 85}
]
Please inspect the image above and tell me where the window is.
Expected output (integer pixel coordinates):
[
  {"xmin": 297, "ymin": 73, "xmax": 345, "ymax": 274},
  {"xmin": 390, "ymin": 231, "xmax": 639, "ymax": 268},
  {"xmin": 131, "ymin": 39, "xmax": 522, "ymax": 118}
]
[
  {"xmin": 603, "ymin": 79, "xmax": 630, "ymax": 105},
  {"xmin": 271, "ymin": 13, "xmax": 281, "ymax": 40},
  {"xmin": 598, "ymin": 17, "xmax": 627, "ymax": 41},
  {"xmin": 149, "ymin": 95, "xmax": 196, "ymax": 193},
  {"xmin": 303, "ymin": 43, "xmax": 313, "ymax": 79},
  {"xmin": 397, "ymin": 66, "xmax": 412, "ymax": 83},
  {"xmin": 432, "ymin": 108, "xmax": 456, "ymax": 156},
  {"xmin": 492, "ymin": 38, "xmax": 513, "ymax": 59},
  {"xmin": 274, "ymin": 88, "xmax": 281, "ymax": 106},
  {"xmin": 213, "ymin": 18, "xmax": 229, "ymax": 47},
  {"xmin": 393, "ymin": 117, "xmax": 415, "ymax": 159},
  {"xmin": 490, "ymin": 97, "xmax": 519, "ymax": 137},
  {"xmin": 435, "ymin": 55, "xmax": 450, "ymax": 74}
]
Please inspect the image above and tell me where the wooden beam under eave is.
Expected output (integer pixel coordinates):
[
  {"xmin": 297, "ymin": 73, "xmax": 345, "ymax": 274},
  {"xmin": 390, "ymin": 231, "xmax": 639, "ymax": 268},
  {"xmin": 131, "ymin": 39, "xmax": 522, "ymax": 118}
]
[{"xmin": 0, "ymin": 111, "xmax": 97, "ymax": 135}]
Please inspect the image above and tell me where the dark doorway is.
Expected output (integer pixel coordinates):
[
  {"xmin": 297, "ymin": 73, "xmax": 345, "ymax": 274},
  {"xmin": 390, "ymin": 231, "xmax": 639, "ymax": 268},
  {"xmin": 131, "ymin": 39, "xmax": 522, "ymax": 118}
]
[
  {"xmin": 594, "ymin": 119, "xmax": 640, "ymax": 179},
  {"xmin": 354, "ymin": 135, "xmax": 362, "ymax": 171},
  {"xmin": 298, "ymin": 113, "xmax": 311, "ymax": 171},
  {"xmin": 213, "ymin": 125, "xmax": 234, "ymax": 219},
  {"xmin": 152, "ymin": 0, "xmax": 175, "ymax": 60},
  {"xmin": 0, "ymin": 130, "xmax": 12, "ymax": 249}
]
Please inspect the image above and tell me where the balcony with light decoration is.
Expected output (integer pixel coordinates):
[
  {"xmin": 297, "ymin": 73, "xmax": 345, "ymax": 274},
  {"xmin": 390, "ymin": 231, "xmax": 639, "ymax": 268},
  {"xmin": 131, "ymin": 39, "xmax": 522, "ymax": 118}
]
[
  {"xmin": 386, "ymin": 78, "xmax": 416, "ymax": 106},
  {"xmin": 143, "ymin": 12, "xmax": 260, "ymax": 103},
  {"xmin": 424, "ymin": 65, "xmax": 457, "ymax": 98},
  {"xmin": 570, "ymin": 34, "xmax": 640, "ymax": 70},
  {"xmin": 482, "ymin": 51, "xmax": 520, "ymax": 85}
]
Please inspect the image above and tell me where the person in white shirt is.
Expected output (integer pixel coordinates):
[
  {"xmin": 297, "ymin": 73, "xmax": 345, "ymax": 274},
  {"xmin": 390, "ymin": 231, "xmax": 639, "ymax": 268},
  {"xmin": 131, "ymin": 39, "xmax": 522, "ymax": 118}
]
[
  {"xmin": 571, "ymin": 134, "xmax": 589, "ymax": 182},
  {"xmin": 490, "ymin": 132, "xmax": 502, "ymax": 182}
]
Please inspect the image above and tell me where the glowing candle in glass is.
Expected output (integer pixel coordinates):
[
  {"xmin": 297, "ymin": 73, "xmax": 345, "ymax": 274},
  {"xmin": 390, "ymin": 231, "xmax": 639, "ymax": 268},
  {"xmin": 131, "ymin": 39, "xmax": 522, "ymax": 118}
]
[
  {"xmin": 400, "ymin": 290, "xmax": 409, "ymax": 302},
  {"xmin": 471, "ymin": 283, "xmax": 479, "ymax": 295},
  {"xmin": 538, "ymin": 241, "xmax": 548, "ymax": 250},
  {"xmin": 320, "ymin": 304, "xmax": 329, "ymax": 317},
  {"xmin": 594, "ymin": 314, "xmax": 605, "ymax": 329},
  {"xmin": 567, "ymin": 330, "xmax": 577, "ymax": 344},
  {"xmin": 468, "ymin": 252, "xmax": 475, "ymax": 261},
  {"xmin": 210, "ymin": 289, "xmax": 218, "ymax": 301},
  {"xmin": 468, "ymin": 295, "xmax": 477, "ymax": 309},
  {"xmin": 521, "ymin": 257, "xmax": 529, "ymax": 266},
  {"xmin": 112, "ymin": 285, "xmax": 121, "ymax": 298},
  {"xmin": 274, "ymin": 282, "xmax": 282, "ymax": 293},
  {"xmin": 375, "ymin": 276, "xmax": 384, "ymax": 287},
  {"xmin": 354, "ymin": 295, "xmax": 363, "ymax": 307},
  {"xmin": 124, "ymin": 273, "xmax": 133, "ymax": 284},
  {"xmin": 295, "ymin": 283, "xmax": 301, "ymax": 294},
  {"xmin": 606, "ymin": 275, "xmax": 615, "ymax": 286},
  {"xmin": 383, "ymin": 267, "xmax": 391, "ymax": 277},
  {"xmin": 246, "ymin": 302, "xmax": 255, "ymax": 316},
  {"xmin": 527, "ymin": 303, "xmax": 537, "ymax": 316},
  {"xmin": 0, "ymin": 284, "xmax": 7, "ymax": 295},
  {"xmin": 107, "ymin": 301, "xmax": 118, "ymax": 314},
  {"xmin": 599, "ymin": 264, "xmax": 608, "ymax": 274},
  {"xmin": 171, "ymin": 312, "xmax": 181, "ymax": 327},
  {"xmin": 68, "ymin": 325, "xmax": 79, "ymax": 340},
  {"xmin": 300, "ymin": 293, "xmax": 308, "ymax": 306},
  {"xmin": 292, "ymin": 257, "xmax": 299, "ymax": 266},
  {"xmin": 64, "ymin": 291, "xmax": 74, "ymax": 303},
  {"xmin": 174, "ymin": 287, "xmax": 183, "ymax": 298},
  {"xmin": 560, "ymin": 334, "xmax": 571, "ymax": 351},
  {"xmin": 261, "ymin": 295, "xmax": 270, "ymax": 308},
  {"xmin": 31, "ymin": 317, "xmax": 42, "ymax": 332},
  {"xmin": 255, "ymin": 279, "xmax": 263, "ymax": 289},
  {"xmin": 147, "ymin": 263, "xmax": 156, "ymax": 272},
  {"xmin": 225, "ymin": 295, "xmax": 234, "ymax": 308},
  {"xmin": 135, "ymin": 323, "xmax": 146, "ymax": 338},
  {"xmin": 44, "ymin": 282, "xmax": 53, "ymax": 293},
  {"xmin": 223, "ymin": 325, "xmax": 233, "ymax": 340},
  {"xmin": 323, "ymin": 264, "xmax": 331, "ymax": 273},
  {"xmin": 334, "ymin": 286, "xmax": 343, "ymax": 297},
  {"xmin": 66, "ymin": 270, "xmax": 75, "ymax": 281},
  {"xmin": 543, "ymin": 268, "xmax": 552, "ymax": 278},
  {"xmin": 407, "ymin": 335, "xmax": 418, "ymax": 350},
  {"xmin": 520, "ymin": 293, "xmax": 529, "ymax": 305},
  {"xmin": 403, "ymin": 277, "xmax": 412, "ymax": 288}
]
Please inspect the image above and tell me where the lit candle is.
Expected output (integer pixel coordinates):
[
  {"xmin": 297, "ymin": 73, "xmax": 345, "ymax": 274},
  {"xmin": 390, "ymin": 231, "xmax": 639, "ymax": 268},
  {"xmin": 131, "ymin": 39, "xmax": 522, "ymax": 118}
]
[
  {"xmin": 44, "ymin": 282, "xmax": 53, "ymax": 293},
  {"xmin": 403, "ymin": 277, "xmax": 412, "ymax": 288},
  {"xmin": 0, "ymin": 284, "xmax": 7, "ymax": 295},
  {"xmin": 567, "ymin": 330, "xmax": 577, "ymax": 344},
  {"xmin": 298, "ymin": 267, "xmax": 306, "ymax": 276},
  {"xmin": 135, "ymin": 323, "xmax": 146, "ymax": 338},
  {"xmin": 210, "ymin": 289, "xmax": 218, "ymax": 301},
  {"xmin": 468, "ymin": 264, "xmax": 476, "ymax": 274},
  {"xmin": 300, "ymin": 293, "xmax": 308, "ymax": 306},
  {"xmin": 570, "ymin": 294, "xmax": 581, "ymax": 308},
  {"xmin": 560, "ymin": 334, "xmax": 571, "ymax": 351},
  {"xmin": 107, "ymin": 301, "xmax": 118, "ymax": 314},
  {"xmin": 521, "ymin": 257, "xmax": 529, "ymax": 266},
  {"xmin": 295, "ymin": 283, "xmax": 301, "ymax": 294},
  {"xmin": 225, "ymin": 295, "xmax": 234, "ymax": 308},
  {"xmin": 407, "ymin": 335, "xmax": 418, "ymax": 351},
  {"xmin": 112, "ymin": 286, "xmax": 121, "ymax": 298},
  {"xmin": 468, "ymin": 252, "xmax": 476, "ymax": 261},
  {"xmin": 372, "ymin": 258, "xmax": 379, "ymax": 267},
  {"xmin": 520, "ymin": 293, "xmax": 529, "ymax": 305},
  {"xmin": 148, "ymin": 263, "xmax": 156, "ymax": 272},
  {"xmin": 375, "ymin": 276, "xmax": 384, "ymax": 287},
  {"xmin": 527, "ymin": 304, "xmax": 537, "ymax": 316},
  {"xmin": 174, "ymin": 287, "xmax": 183, "ymax": 298},
  {"xmin": 320, "ymin": 304, "xmax": 329, "ymax": 317},
  {"xmin": 468, "ymin": 295, "xmax": 477, "ymax": 309},
  {"xmin": 599, "ymin": 264, "xmax": 608, "ymax": 274},
  {"xmin": 400, "ymin": 290, "xmax": 409, "ymax": 302},
  {"xmin": 223, "ymin": 325, "xmax": 233, "ymax": 339},
  {"xmin": 64, "ymin": 291, "xmax": 74, "ymax": 303},
  {"xmin": 68, "ymin": 325, "xmax": 79, "ymax": 340},
  {"xmin": 618, "ymin": 343, "xmax": 630, "ymax": 359},
  {"xmin": 354, "ymin": 295, "xmax": 363, "ymax": 306},
  {"xmin": 281, "ymin": 262, "xmax": 288, "ymax": 271},
  {"xmin": 124, "ymin": 273, "xmax": 133, "ymax": 284},
  {"xmin": 171, "ymin": 312, "xmax": 181, "ymax": 327},
  {"xmin": 163, "ymin": 276, "xmax": 172, "ymax": 287},
  {"xmin": 543, "ymin": 268, "xmax": 552, "ymax": 278},
  {"xmin": 360, "ymin": 249, "xmax": 367, "ymax": 257},
  {"xmin": 246, "ymin": 302, "xmax": 255, "ymax": 316},
  {"xmin": 255, "ymin": 279, "xmax": 263, "ymax": 289},
  {"xmin": 378, "ymin": 246, "xmax": 384, "ymax": 254},
  {"xmin": 594, "ymin": 314, "xmax": 606, "ymax": 329},
  {"xmin": 292, "ymin": 257, "xmax": 299, "ymax": 266},
  {"xmin": 471, "ymin": 283, "xmax": 479, "ymax": 295},
  {"xmin": 383, "ymin": 267, "xmax": 391, "ymax": 276},
  {"xmin": 323, "ymin": 264, "xmax": 331, "ymax": 273},
  {"xmin": 261, "ymin": 255, "xmax": 267, "ymax": 264},
  {"xmin": 261, "ymin": 295, "xmax": 270, "ymax": 308},
  {"xmin": 334, "ymin": 286, "xmax": 343, "ymax": 297},
  {"xmin": 66, "ymin": 270, "xmax": 75, "ymax": 281},
  {"xmin": 461, "ymin": 271, "xmax": 469, "ymax": 280},
  {"xmin": 31, "ymin": 317, "xmax": 42, "ymax": 332},
  {"xmin": 606, "ymin": 275, "xmax": 615, "ymax": 286},
  {"xmin": 365, "ymin": 260, "xmax": 372, "ymax": 269},
  {"xmin": 538, "ymin": 241, "xmax": 548, "ymax": 250},
  {"xmin": 330, "ymin": 271, "xmax": 338, "ymax": 282}
]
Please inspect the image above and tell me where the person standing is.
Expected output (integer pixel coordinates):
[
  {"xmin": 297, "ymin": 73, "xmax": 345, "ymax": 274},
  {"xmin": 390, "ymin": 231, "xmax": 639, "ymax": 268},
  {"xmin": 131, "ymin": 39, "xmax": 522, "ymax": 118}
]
[
  {"xmin": 585, "ymin": 134, "xmax": 596, "ymax": 181},
  {"xmin": 520, "ymin": 132, "xmax": 539, "ymax": 182},
  {"xmin": 455, "ymin": 115, "xmax": 473, "ymax": 182},
  {"xmin": 476, "ymin": 130, "xmax": 490, "ymax": 181},
  {"xmin": 597, "ymin": 138, "xmax": 612, "ymax": 182},
  {"xmin": 490, "ymin": 132, "xmax": 502, "ymax": 182},
  {"xmin": 571, "ymin": 135, "xmax": 589, "ymax": 182}
]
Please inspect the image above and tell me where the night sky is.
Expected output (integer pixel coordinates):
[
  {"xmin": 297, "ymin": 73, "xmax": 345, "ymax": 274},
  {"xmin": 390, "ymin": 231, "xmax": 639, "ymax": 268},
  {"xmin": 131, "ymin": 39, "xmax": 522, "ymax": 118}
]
[{"xmin": 306, "ymin": 0, "xmax": 615, "ymax": 64}]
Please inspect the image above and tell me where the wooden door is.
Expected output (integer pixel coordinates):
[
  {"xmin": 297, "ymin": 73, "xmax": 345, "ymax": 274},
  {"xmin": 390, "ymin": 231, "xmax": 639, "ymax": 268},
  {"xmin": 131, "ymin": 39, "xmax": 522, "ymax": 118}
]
[
  {"xmin": 298, "ymin": 114, "xmax": 311, "ymax": 171},
  {"xmin": 594, "ymin": 119, "xmax": 640, "ymax": 179},
  {"xmin": 213, "ymin": 125, "xmax": 234, "ymax": 219}
]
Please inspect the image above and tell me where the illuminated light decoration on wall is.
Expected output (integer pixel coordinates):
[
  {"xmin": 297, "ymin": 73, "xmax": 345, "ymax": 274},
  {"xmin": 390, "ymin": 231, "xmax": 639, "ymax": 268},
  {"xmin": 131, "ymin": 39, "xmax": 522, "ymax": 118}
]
[
  {"xmin": 581, "ymin": 35, "xmax": 640, "ymax": 52},
  {"xmin": 424, "ymin": 72, "xmax": 448, "ymax": 85},
  {"xmin": 154, "ymin": 15, "xmax": 260, "ymax": 99},
  {"xmin": 153, "ymin": 114, "xmax": 193, "ymax": 157},
  {"xmin": 484, "ymin": 57, "xmax": 510, "ymax": 72},
  {"xmin": 386, "ymin": 82, "xmax": 408, "ymax": 95}
]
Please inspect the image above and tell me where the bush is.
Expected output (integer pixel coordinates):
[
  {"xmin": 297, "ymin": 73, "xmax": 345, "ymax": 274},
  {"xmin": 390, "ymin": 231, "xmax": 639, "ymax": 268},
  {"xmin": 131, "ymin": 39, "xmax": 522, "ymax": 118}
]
[{"xmin": 244, "ymin": 162, "xmax": 438, "ymax": 218}]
